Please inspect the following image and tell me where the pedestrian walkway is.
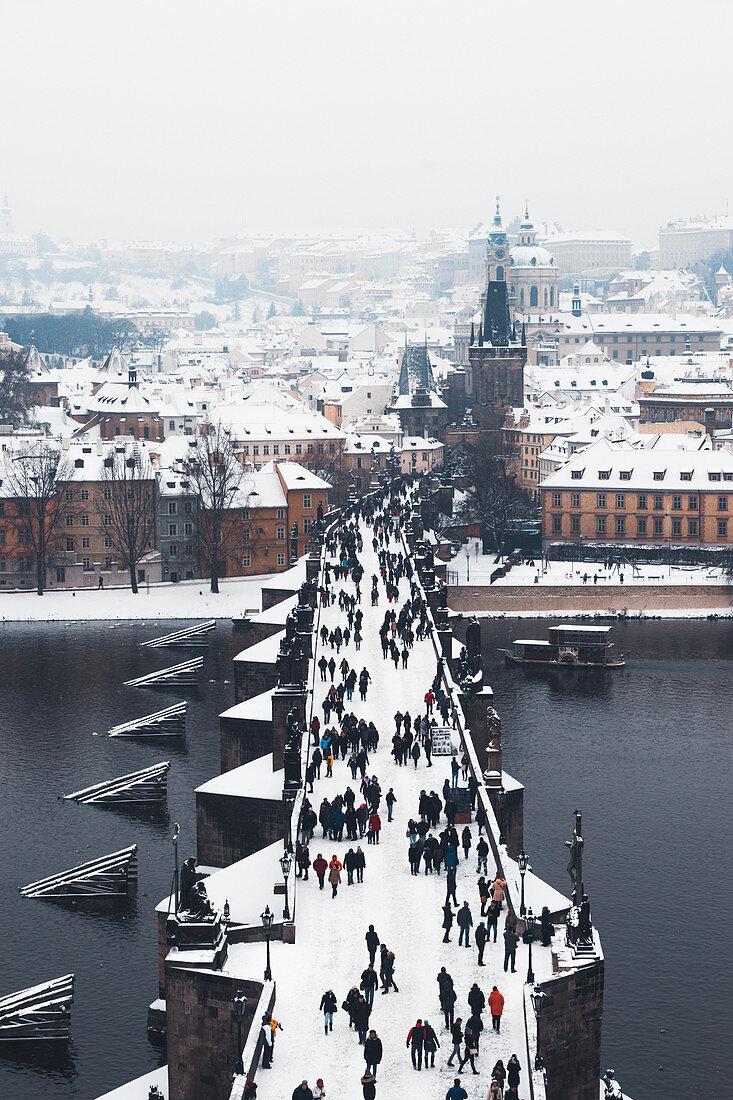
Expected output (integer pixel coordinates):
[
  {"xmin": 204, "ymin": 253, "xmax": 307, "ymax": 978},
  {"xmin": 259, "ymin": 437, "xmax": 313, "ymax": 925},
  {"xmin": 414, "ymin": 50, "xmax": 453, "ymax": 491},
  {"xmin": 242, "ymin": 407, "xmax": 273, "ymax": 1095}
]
[{"xmin": 253, "ymin": 509, "xmax": 554, "ymax": 1099}]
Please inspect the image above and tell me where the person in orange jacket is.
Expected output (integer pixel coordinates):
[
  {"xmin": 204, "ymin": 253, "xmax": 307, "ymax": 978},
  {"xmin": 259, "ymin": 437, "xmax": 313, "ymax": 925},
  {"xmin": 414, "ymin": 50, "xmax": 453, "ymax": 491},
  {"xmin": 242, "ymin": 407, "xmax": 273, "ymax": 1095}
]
[
  {"xmin": 488, "ymin": 986, "xmax": 504, "ymax": 1033},
  {"xmin": 328, "ymin": 855, "xmax": 342, "ymax": 898}
]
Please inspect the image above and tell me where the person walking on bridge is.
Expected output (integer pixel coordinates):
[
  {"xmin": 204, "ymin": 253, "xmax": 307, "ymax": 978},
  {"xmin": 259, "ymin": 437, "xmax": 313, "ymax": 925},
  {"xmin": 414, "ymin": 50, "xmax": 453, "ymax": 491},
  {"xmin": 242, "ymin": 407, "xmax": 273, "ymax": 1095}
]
[
  {"xmin": 360, "ymin": 964, "xmax": 378, "ymax": 1007},
  {"xmin": 365, "ymin": 924, "xmax": 380, "ymax": 965},
  {"xmin": 446, "ymin": 1018, "xmax": 463, "ymax": 1066},
  {"xmin": 328, "ymin": 855, "xmax": 342, "ymax": 898},
  {"xmin": 442, "ymin": 901, "xmax": 454, "ymax": 943},
  {"xmin": 488, "ymin": 986, "xmax": 504, "ymax": 1033},
  {"xmin": 363, "ymin": 1029, "xmax": 383, "ymax": 1077},
  {"xmin": 319, "ymin": 989, "xmax": 337, "ymax": 1034},
  {"xmin": 503, "ymin": 924, "xmax": 519, "ymax": 973},
  {"xmin": 313, "ymin": 853, "xmax": 327, "ymax": 890},
  {"xmin": 292, "ymin": 1082, "xmax": 313, "ymax": 1100},
  {"xmin": 406, "ymin": 1019, "xmax": 426, "ymax": 1070},
  {"xmin": 457, "ymin": 900, "xmax": 473, "ymax": 947}
]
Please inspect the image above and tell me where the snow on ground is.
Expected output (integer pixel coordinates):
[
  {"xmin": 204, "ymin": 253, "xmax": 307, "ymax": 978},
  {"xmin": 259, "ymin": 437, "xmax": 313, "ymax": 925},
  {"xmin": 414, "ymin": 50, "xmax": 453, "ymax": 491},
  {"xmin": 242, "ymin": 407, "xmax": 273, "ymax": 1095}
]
[
  {"xmin": 0, "ymin": 562, "xmax": 305, "ymax": 623},
  {"xmin": 97, "ymin": 1066, "xmax": 168, "ymax": 1100},
  {"xmin": 255, "ymin": 520, "xmax": 552, "ymax": 1100},
  {"xmin": 450, "ymin": 538, "xmax": 730, "ymax": 589}
]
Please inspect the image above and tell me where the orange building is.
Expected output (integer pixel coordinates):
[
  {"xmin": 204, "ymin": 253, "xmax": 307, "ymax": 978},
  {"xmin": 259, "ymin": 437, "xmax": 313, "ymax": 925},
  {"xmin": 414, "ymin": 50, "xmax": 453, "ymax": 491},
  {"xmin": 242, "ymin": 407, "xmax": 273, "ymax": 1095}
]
[
  {"xmin": 201, "ymin": 460, "xmax": 330, "ymax": 579},
  {"xmin": 541, "ymin": 440, "xmax": 733, "ymax": 548}
]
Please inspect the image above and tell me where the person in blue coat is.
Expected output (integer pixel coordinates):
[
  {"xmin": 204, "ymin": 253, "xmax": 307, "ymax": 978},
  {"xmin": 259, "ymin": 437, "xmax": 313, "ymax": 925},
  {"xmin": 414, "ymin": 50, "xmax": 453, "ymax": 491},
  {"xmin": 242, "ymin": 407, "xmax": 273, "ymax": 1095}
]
[{"xmin": 445, "ymin": 1080, "xmax": 467, "ymax": 1100}]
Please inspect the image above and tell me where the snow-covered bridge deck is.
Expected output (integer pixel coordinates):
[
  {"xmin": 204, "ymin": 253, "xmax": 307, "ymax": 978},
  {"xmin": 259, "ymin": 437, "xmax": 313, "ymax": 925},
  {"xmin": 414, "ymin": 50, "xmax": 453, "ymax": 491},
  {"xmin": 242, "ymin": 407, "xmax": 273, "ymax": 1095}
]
[{"xmin": 254, "ymin": 521, "xmax": 560, "ymax": 1099}]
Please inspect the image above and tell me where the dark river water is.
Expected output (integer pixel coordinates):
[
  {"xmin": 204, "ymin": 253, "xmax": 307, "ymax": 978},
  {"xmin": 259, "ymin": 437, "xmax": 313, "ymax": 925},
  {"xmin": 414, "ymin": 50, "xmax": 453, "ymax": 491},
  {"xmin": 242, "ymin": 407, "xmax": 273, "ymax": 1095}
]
[{"xmin": 0, "ymin": 617, "xmax": 731, "ymax": 1100}]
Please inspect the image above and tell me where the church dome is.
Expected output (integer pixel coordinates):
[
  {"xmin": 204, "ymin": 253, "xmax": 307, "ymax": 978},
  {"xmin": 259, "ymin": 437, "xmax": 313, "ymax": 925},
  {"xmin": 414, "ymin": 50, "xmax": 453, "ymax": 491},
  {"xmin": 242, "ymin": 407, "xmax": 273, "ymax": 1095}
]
[{"xmin": 510, "ymin": 244, "xmax": 556, "ymax": 269}]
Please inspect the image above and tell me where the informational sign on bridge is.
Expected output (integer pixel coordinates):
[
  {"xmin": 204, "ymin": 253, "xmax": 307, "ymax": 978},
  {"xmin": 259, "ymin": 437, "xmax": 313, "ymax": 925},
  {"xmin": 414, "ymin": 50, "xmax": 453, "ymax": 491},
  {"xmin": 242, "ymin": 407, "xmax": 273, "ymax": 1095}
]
[{"xmin": 431, "ymin": 725, "xmax": 454, "ymax": 756}]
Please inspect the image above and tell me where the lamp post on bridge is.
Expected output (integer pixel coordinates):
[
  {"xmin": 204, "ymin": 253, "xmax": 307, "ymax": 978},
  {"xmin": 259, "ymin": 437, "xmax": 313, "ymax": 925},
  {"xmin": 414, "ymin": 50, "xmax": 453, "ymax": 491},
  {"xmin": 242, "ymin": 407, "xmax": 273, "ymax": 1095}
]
[
  {"xmin": 517, "ymin": 848, "xmax": 529, "ymax": 916},
  {"xmin": 524, "ymin": 906, "xmax": 536, "ymax": 984},
  {"xmin": 497, "ymin": 785, "xmax": 506, "ymax": 846},
  {"xmin": 232, "ymin": 990, "xmax": 247, "ymax": 1076},
  {"xmin": 279, "ymin": 850, "xmax": 292, "ymax": 921},
  {"xmin": 530, "ymin": 987, "xmax": 546, "ymax": 1071},
  {"xmin": 261, "ymin": 905, "xmax": 273, "ymax": 981}
]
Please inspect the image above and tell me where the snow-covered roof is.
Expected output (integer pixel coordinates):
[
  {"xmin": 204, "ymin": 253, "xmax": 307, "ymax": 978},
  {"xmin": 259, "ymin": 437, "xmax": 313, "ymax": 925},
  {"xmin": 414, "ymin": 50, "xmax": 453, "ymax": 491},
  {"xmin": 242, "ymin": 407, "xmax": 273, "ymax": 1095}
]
[
  {"xmin": 556, "ymin": 312, "xmax": 722, "ymax": 337},
  {"xmin": 542, "ymin": 437, "xmax": 733, "ymax": 491},
  {"xmin": 263, "ymin": 459, "xmax": 330, "ymax": 492},
  {"xmin": 510, "ymin": 244, "xmax": 556, "ymax": 269}
]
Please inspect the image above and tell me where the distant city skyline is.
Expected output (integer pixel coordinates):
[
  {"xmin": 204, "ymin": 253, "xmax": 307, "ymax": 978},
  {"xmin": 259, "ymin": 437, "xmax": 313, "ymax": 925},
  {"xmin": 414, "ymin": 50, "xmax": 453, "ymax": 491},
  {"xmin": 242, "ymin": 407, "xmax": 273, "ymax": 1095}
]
[{"xmin": 3, "ymin": 0, "xmax": 732, "ymax": 249}]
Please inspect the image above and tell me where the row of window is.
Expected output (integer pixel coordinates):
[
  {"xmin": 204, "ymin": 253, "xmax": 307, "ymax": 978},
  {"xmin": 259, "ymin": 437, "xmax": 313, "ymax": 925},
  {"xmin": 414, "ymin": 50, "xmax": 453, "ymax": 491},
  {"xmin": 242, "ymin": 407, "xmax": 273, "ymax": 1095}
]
[
  {"xmin": 552, "ymin": 492, "xmax": 729, "ymax": 511},
  {"xmin": 242, "ymin": 552, "xmax": 286, "ymax": 568},
  {"xmin": 166, "ymin": 545, "xmax": 194, "ymax": 559},
  {"xmin": 241, "ymin": 442, "xmax": 336, "ymax": 457},
  {"xmin": 551, "ymin": 514, "xmax": 728, "ymax": 537}
]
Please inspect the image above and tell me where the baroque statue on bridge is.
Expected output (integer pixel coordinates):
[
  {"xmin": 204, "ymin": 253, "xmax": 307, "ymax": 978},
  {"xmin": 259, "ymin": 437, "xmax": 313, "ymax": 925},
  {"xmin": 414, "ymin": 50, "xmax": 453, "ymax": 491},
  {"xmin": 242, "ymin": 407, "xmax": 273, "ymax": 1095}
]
[{"xmin": 455, "ymin": 616, "xmax": 484, "ymax": 695}]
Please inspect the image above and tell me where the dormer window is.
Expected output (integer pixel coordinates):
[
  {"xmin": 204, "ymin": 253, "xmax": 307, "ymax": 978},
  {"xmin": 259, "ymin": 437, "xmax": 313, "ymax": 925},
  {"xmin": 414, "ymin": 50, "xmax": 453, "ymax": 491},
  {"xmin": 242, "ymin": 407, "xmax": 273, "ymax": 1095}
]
[
  {"xmin": 709, "ymin": 472, "xmax": 721, "ymax": 481},
  {"xmin": 571, "ymin": 469, "xmax": 583, "ymax": 480},
  {"xmin": 680, "ymin": 472, "xmax": 692, "ymax": 481},
  {"xmin": 619, "ymin": 471, "xmax": 632, "ymax": 481},
  {"xmin": 598, "ymin": 470, "xmax": 610, "ymax": 480},
  {"xmin": 653, "ymin": 471, "xmax": 665, "ymax": 481}
]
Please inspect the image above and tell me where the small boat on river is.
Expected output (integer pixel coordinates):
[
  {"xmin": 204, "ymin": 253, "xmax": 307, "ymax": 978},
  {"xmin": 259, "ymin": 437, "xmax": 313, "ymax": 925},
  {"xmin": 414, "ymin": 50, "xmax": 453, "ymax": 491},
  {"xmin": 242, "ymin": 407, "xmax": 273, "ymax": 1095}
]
[{"xmin": 500, "ymin": 624, "xmax": 625, "ymax": 669}]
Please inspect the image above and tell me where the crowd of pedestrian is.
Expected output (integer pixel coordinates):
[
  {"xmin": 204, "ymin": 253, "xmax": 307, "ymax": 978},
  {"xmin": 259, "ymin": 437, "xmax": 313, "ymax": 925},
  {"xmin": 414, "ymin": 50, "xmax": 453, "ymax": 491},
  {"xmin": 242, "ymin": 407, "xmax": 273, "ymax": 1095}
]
[{"xmin": 278, "ymin": 483, "xmax": 554, "ymax": 1097}]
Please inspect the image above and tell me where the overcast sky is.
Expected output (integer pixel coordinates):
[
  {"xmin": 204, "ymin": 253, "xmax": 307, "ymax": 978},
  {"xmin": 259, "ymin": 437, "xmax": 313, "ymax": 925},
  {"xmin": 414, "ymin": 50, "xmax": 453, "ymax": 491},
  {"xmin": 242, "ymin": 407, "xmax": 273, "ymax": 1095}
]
[{"xmin": 3, "ymin": 0, "xmax": 731, "ymax": 248}]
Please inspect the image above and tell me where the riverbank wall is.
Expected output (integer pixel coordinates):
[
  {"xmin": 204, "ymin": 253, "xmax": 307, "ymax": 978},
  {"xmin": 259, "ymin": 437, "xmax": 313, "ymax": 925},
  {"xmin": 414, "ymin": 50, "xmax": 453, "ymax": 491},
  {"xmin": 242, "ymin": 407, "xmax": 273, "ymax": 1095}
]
[{"xmin": 448, "ymin": 581, "xmax": 733, "ymax": 616}]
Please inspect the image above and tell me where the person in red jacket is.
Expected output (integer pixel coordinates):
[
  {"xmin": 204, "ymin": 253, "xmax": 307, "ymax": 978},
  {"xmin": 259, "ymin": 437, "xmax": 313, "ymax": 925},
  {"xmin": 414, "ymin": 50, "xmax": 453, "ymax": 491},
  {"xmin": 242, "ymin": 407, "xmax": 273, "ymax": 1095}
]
[
  {"xmin": 488, "ymin": 986, "xmax": 504, "ymax": 1033},
  {"xmin": 406, "ymin": 1019, "xmax": 426, "ymax": 1070},
  {"xmin": 424, "ymin": 689, "xmax": 435, "ymax": 715},
  {"xmin": 313, "ymin": 853, "xmax": 328, "ymax": 890},
  {"xmin": 368, "ymin": 811, "xmax": 382, "ymax": 844}
]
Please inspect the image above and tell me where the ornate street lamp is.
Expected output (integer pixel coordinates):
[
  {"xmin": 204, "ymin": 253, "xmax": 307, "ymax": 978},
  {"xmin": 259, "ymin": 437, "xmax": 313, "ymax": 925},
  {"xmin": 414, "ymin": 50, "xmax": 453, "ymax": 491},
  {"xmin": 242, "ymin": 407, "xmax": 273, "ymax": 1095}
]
[
  {"xmin": 261, "ymin": 905, "xmax": 273, "ymax": 981},
  {"xmin": 517, "ymin": 848, "xmax": 529, "ymax": 916},
  {"xmin": 497, "ymin": 786, "xmax": 506, "ymax": 846},
  {"xmin": 279, "ymin": 850, "xmax": 292, "ymax": 921},
  {"xmin": 232, "ymin": 989, "xmax": 247, "ymax": 1075},
  {"xmin": 530, "ymin": 987, "xmax": 546, "ymax": 1070},
  {"xmin": 524, "ymin": 906, "xmax": 536, "ymax": 984}
]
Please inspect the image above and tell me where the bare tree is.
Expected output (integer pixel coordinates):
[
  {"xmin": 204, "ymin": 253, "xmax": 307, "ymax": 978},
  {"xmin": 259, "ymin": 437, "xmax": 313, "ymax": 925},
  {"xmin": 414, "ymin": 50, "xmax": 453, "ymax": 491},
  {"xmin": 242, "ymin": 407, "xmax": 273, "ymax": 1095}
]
[
  {"xmin": 183, "ymin": 420, "xmax": 253, "ymax": 593},
  {"xmin": 454, "ymin": 433, "xmax": 532, "ymax": 556},
  {"xmin": 99, "ymin": 447, "xmax": 157, "ymax": 594},
  {"xmin": 4, "ymin": 443, "xmax": 71, "ymax": 595},
  {"xmin": 0, "ymin": 347, "xmax": 32, "ymax": 427}
]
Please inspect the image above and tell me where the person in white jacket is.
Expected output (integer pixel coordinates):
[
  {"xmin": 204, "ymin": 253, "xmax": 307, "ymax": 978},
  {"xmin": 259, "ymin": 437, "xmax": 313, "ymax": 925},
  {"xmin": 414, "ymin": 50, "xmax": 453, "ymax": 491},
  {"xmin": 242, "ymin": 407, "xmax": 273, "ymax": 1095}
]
[{"xmin": 313, "ymin": 1079, "xmax": 326, "ymax": 1099}]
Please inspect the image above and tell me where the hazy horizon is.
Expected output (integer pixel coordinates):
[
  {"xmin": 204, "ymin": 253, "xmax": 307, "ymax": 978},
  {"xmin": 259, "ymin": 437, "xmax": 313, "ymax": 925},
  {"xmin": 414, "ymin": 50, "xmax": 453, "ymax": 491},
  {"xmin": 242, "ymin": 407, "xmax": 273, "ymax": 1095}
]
[{"xmin": 4, "ymin": 0, "xmax": 732, "ymax": 248}]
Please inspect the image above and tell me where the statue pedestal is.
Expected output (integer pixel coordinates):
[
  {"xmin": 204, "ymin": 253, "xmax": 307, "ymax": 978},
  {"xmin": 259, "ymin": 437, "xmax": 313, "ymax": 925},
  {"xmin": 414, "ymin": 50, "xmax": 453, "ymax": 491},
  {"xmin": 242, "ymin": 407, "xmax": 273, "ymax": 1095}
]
[
  {"xmin": 457, "ymin": 686, "xmax": 496, "ymax": 766},
  {"xmin": 272, "ymin": 687, "xmax": 306, "ymax": 771},
  {"xmin": 166, "ymin": 913, "xmax": 228, "ymax": 971}
]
